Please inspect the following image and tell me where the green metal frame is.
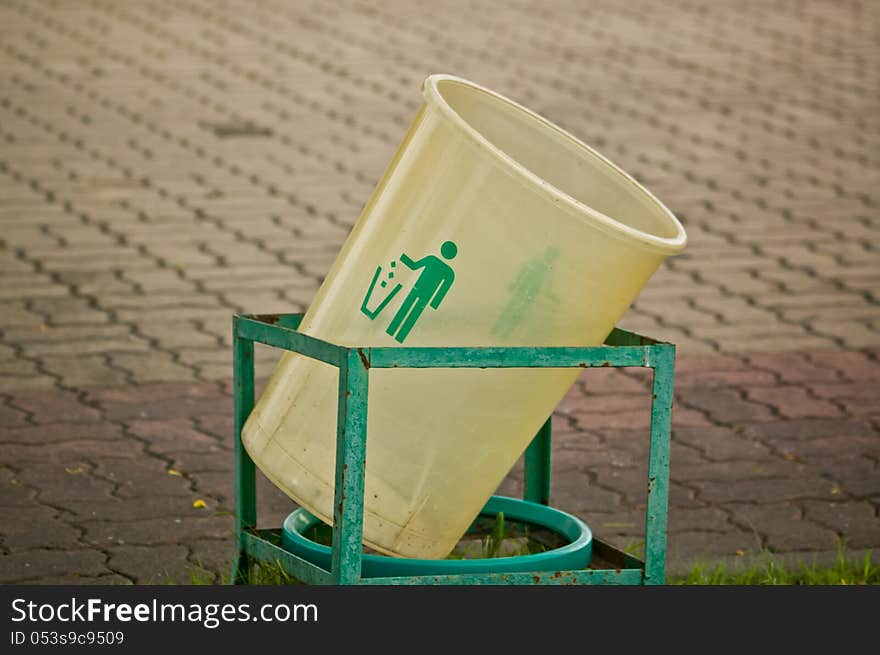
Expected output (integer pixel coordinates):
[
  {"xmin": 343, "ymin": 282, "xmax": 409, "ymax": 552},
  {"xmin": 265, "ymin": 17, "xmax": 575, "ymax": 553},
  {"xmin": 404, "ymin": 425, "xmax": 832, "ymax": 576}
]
[{"xmin": 230, "ymin": 313, "xmax": 675, "ymax": 585}]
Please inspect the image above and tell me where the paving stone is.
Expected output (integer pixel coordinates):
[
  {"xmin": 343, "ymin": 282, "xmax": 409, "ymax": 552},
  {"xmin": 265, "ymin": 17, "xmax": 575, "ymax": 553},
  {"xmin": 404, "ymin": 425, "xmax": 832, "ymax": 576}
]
[
  {"xmin": 57, "ymin": 496, "xmax": 219, "ymax": 523},
  {"xmin": 0, "ymin": 504, "xmax": 83, "ymax": 550},
  {"xmin": 255, "ymin": 475, "xmax": 298, "ymax": 525},
  {"xmin": 110, "ymin": 352, "xmax": 197, "ymax": 383},
  {"xmin": 0, "ymin": 358, "xmax": 42, "ymax": 377},
  {"xmin": 774, "ymin": 436, "xmax": 880, "ymax": 463},
  {"xmin": 576, "ymin": 368, "xmax": 651, "ymax": 395},
  {"xmin": 89, "ymin": 383, "xmax": 229, "ymax": 421},
  {"xmin": 107, "ymin": 544, "xmax": 191, "ymax": 584},
  {"xmin": 80, "ymin": 515, "xmax": 233, "ymax": 547},
  {"xmin": 801, "ymin": 501, "xmax": 880, "ymax": 549},
  {"xmin": 188, "ymin": 538, "xmax": 234, "ymax": 583},
  {"xmin": 161, "ymin": 452, "xmax": 228, "ymax": 479},
  {"xmin": 680, "ymin": 388, "xmax": 777, "ymax": 424},
  {"xmin": 40, "ymin": 355, "xmax": 129, "ymax": 387},
  {"xmin": 834, "ymin": 472, "xmax": 880, "ymax": 499},
  {"xmin": 193, "ymin": 414, "xmax": 234, "ymax": 444},
  {"xmin": 694, "ymin": 477, "xmax": 841, "ymax": 504},
  {"xmin": 188, "ymin": 471, "xmax": 234, "ymax": 505},
  {"xmin": 675, "ymin": 367, "xmax": 778, "ymax": 389},
  {"xmin": 811, "ymin": 320, "xmax": 879, "ymax": 348},
  {"xmin": 745, "ymin": 385, "xmax": 843, "ymax": 419},
  {"xmin": 1, "ymin": 0, "xmax": 880, "ymax": 581},
  {"xmin": 0, "ymin": 401, "xmax": 30, "ymax": 427},
  {"xmin": 17, "ymin": 462, "xmax": 116, "ymax": 504},
  {"xmin": 86, "ymin": 380, "xmax": 227, "ymax": 405},
  {"xmin": 32, "ymin": 573, "xmax": 131, "ymax": 585},
  {"xmin": 0, "ymin": 467, "xmax": 40, "ymax": 507},
  {"xmin": 0, "ymin": 548, "xmax": 109, "ymax": 583},
  {"xmin": 716, "ymin": 334, "xmax": 841, "ymax": 353},
  {"xmin": 746, "ymin": 351, "xmax": 843, "ymax": 384},
  {"xmin": 91, "ymin": 457, "xmax": 194, "ymax": 499},
  {"xmin": 672, "ymin": 460, "xmax": 808, "ymax": 484},
  {"xmin": 553, "ymin": 444, "xmax": 636, "ymax": 470},
  {"xmin": 126, "ymin": 417, "xmax": 223, "ymax": 454},
  {"xmin": 545, "ymin": 471, "xmax": 624, "ymax": 517},
  {"xmin": 727, "ymin": 503, "xmax": 840, "ymax": 553},
  {"xmin": 23, "ymin": 338, "xmax": 153, "ymax": 356},
  {"xmin": 672, "ymin": 425, "xmax": 775, "ymax": 461},
  {"xmin": 2, "ymin": 438, "xmax": 145, "ymax": 466},
  {"xmin": 9, "ymin": 388, "xmax": 101, "ymax": 424},
  {"xmin": 667, "ymin": 530, "xmax": 763, "ymax": 562},
  {"xmin": 807, "ymin": 350, "xmax": 880, "ymax": 381},
  {"xmin": 739, "ymin": 417, "xmax": 876, "ymax": 442},
  {"xmin": 0, "ymin": 374, "xmax": 58, "ymax": 390},
  {"xmin": 583, "ymin": 509, "xmax": 645, "ymax": 542},
  {"xmin": 0, "ymin": 422, "xmax": 123, "ymax": 445}
]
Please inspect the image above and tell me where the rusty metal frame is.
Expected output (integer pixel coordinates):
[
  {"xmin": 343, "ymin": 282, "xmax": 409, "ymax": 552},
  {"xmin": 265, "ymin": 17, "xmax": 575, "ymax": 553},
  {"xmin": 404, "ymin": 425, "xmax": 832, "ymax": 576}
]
[{"xmin": 230, "ymin": 313, "xmax": 675, "ymax": 585}]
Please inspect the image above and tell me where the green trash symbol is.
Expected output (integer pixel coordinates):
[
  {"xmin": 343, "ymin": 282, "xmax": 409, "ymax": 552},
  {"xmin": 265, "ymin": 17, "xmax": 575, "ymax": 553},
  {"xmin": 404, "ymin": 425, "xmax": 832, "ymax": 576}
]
[{"xmin": 360, "ymin": 241, "xmax": 458, "ymax": 344}]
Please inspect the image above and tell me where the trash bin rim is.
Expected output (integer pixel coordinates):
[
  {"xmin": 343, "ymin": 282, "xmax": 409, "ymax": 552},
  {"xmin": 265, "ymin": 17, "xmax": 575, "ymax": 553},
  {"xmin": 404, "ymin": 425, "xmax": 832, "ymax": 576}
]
[
  {"xmin": 422, "ymin": 73, "xmax": 687, "ymax": 256},
  {"xmin": 281, "ymin": 495, "xmax": 594, "ymax": 577}
]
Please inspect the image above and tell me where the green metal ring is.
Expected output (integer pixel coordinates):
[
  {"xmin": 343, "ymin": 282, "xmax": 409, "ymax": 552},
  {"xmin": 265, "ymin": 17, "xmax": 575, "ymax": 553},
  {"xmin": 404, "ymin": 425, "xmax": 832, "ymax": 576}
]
[{"xmin": 281, "ymin": 495, "xmax": 593, "ymax": 577}]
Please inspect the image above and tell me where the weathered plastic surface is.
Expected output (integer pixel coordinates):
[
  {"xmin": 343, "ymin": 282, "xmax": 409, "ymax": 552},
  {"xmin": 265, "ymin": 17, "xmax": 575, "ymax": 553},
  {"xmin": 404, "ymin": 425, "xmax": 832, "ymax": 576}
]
[{"xmin": 242, "ymin": 74, "xmax": 686, "ymax": 558}]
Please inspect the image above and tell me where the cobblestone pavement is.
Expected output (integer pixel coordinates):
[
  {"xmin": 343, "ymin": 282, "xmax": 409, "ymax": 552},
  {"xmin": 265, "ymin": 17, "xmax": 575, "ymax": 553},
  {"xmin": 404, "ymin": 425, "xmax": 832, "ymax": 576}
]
[{"xmin": 1, "ymin": 0, "xmax": 878, "ymax": 582}]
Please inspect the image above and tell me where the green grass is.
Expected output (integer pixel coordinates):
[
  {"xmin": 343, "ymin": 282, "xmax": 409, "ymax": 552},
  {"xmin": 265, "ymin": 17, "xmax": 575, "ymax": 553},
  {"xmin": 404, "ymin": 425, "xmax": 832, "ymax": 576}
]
[
  {"xmin": 180, "ymin": 526, "xmax": 877, "ymax": 586},
  {"xmin": 239, "ymin": 543, "xmax": 878, "ymax": 585},
  {"xmin": 669, "ymin": 546, "xmax": 878, "ymax": 585},
  {"xmin": 226, "ymin": 545, "xmax": 878, "ymax": 586}
]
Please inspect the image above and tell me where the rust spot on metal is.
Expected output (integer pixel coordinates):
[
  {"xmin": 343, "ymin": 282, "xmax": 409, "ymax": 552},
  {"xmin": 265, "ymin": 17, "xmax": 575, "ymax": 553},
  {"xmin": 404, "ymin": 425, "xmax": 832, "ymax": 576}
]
[
  {"xmin": 647, "ymin": 476, "xmax": 656, "ymax": 494},
  {"xmin": 357, "ymin": 348, "xmax": 370, "ymax": 370},
  {"xmin": 337, "ymin": 501, "xmax": 344, "ymax": 516},
  {"xmin": 253, "ymin": 313, "xmax": 281, "ymax": 324},
  {"xmin": 601, "ymin": 361, "xmax": 611, "ymax": 367},
  {"xmin": 533, "ymin": 575, "xmax": 540, "ymax": 583}
]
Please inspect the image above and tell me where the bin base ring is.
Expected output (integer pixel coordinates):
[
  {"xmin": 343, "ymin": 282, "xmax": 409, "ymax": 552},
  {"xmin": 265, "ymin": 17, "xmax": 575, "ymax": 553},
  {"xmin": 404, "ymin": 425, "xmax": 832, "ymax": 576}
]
[{"xmin": 281, "ymin": 495, "xmax": 593, "ymax": 578}]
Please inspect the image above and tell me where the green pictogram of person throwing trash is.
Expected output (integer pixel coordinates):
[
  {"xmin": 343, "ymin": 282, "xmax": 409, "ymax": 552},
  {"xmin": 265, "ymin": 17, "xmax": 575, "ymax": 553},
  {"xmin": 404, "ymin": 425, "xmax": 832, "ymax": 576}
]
[{"xmin": 360, "ymin": 241, "xmax": 458, "ymax": 344}]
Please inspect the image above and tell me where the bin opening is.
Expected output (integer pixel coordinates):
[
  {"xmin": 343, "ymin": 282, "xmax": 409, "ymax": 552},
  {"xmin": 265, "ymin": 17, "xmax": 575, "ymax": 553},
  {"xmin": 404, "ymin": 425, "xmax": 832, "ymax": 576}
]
[{"xmin": 426, "ymin": 75, "xmax": 686, "ymax": 254}]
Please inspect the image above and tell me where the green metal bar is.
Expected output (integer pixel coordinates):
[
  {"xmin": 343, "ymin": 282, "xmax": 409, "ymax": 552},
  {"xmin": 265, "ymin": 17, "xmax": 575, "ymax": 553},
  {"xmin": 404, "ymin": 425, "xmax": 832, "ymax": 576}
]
[
  {"xmin": 368, "ymin": 345, "xmax": 651, "ymax": 369},
  {"xmin": 243, "ymin": 313, "xmax": 305, "ymax": 330},
  {"xmin": 248, "ymin": 313, "xmax": 304, "ymax": 330},
  {"xmin": 231, "ymin": 317, "xmax": 256, "ymax": 585},
  {"xmin": 241, "ymin": 531, "xmax": 333, "ymax": 585},
  {"xmin": 230, "ymin": 312, "xmax": 673, "ymax": 586},
  {"xmin": 524, "ymin": 416, "xmax": 552, "ymax": 505},
  {"xmin": 356, "ymin": 568, "xmax": 644, "ymax": 586},
  {"xmin": 643, "ymin": 344, "xmax": 676, "ymax": 585},
  {"xmin": 330, "ymin": 348, "xmax": 371, "ymax": 584},
  {"xmin": 235, "ymin": 315, "xmax": 344, "ymax": 367}
]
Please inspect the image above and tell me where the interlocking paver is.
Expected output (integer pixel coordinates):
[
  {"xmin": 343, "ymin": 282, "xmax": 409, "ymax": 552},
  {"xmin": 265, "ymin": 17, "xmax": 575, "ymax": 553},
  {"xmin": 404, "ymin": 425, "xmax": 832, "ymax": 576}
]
[
  {"xmin": 727, "ymin": 504, "xmax": 840, "ymax": 553},
  {"xmin": 9, "ymin": 389, "xmax": 100, "ymax": 424},
  {"xmin": 0, "ymin": 549, "xmax": 110, "ymax": 584},
  {"xmin": 802, "ymin": 501, "xmax": 880, "ymax": 550},
  {"xmin": 80, "ymin": 516, "xmax": 232, "ymax": 547},
  {"xmin": 0, "ymin": 422, "xmax": 122, "ymax": 447},
  {"xmin": 0, "ymin": 0, "xmax": 878, "ymax": 582},
  {"xmin": 107, "ymin": 545, "xmax": 191, "ymax": 585}
]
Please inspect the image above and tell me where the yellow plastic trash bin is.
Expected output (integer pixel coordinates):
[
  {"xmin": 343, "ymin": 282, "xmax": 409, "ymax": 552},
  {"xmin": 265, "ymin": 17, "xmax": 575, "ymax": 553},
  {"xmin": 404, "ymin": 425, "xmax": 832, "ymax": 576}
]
[{"xmin": 242, "ymin": 74, "xmax": 687, "ymax": 559}]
